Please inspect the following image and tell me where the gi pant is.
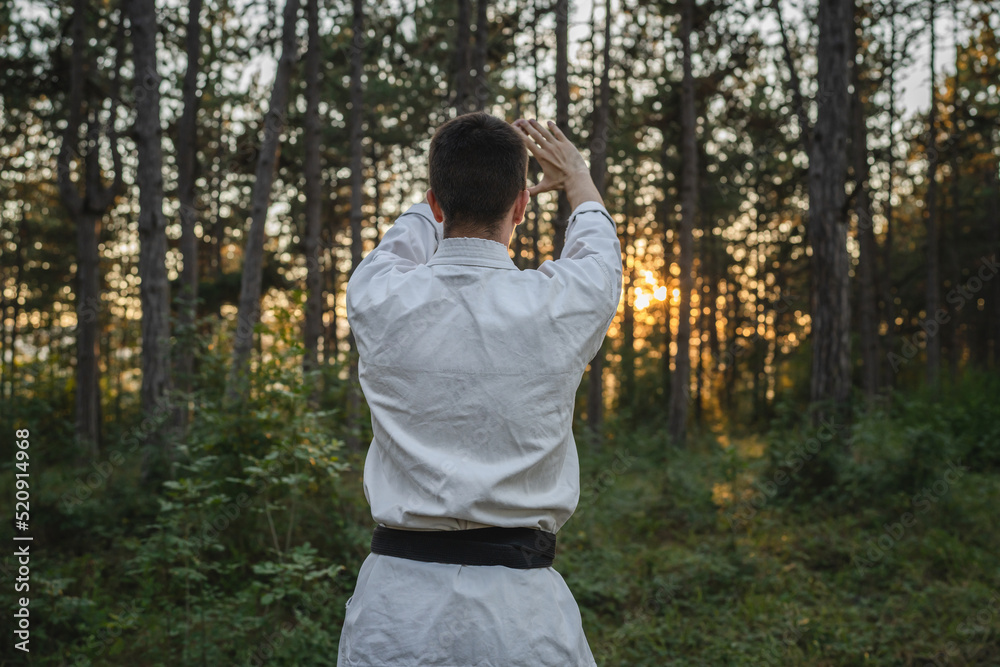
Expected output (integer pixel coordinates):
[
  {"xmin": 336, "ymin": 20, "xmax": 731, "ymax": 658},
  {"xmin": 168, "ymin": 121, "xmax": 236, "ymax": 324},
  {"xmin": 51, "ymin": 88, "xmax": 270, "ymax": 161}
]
[{"xmin": 337, "ymin": 553, "xmax": 598, "ymax": 666}]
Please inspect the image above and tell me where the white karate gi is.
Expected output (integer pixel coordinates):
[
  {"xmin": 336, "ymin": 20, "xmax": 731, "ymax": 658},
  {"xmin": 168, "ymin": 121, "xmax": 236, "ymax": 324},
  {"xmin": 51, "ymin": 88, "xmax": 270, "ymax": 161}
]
[{"xmin": 338, "ymin": 199, "xmax": 622, "ymax": 667}]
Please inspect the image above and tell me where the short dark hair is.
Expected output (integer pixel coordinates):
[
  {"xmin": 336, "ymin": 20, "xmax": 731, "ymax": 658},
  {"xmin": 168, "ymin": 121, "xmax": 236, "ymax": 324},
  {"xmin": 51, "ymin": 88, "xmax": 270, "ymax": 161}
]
[{"xmin": 428, "ymin": 112, "xmax": 528, "ymax": 235}]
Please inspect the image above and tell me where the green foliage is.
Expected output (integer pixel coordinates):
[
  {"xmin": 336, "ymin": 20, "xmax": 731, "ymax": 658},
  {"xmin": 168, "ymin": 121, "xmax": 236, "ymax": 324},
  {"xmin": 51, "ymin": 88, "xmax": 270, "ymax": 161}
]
[
  {"xmin": 559, "ymin": 376, "xmax": 1000, "ymax": 665},
  {"xmin": 5, "ymin": 311, "xmax": 1000, "ymax": 665},
  {"xmin": 0, "ymin": 308, "xmax": 372, "ymax": 666}
]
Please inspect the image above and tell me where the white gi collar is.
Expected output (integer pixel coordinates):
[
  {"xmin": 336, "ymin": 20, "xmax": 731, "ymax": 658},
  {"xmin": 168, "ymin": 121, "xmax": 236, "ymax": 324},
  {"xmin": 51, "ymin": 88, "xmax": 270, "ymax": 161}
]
[{"xmin": 427, "ymin": 237, "xmax": 519, "ymax": 271}]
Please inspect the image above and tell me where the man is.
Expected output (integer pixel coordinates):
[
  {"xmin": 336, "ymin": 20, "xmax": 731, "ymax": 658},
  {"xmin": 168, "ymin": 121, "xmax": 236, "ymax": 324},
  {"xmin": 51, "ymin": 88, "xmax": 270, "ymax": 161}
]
[{"xmin": 338, "ymin": 112, "xmax": 622, "ymax": 666}]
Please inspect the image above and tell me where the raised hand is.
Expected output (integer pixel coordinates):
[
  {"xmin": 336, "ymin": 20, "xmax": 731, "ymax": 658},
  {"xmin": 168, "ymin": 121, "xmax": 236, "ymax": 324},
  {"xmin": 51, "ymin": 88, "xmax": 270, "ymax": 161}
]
[{"xmin": 512, "ymin": 119, "xmax": 604, "ymax": 209}]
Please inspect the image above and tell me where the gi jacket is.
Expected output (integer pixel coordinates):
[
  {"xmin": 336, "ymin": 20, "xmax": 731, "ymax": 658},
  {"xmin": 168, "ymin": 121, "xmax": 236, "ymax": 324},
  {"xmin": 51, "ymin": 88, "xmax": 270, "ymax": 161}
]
[{"xmin": 338, "ymin": 199, "xmax": 622, "ymax": 667}]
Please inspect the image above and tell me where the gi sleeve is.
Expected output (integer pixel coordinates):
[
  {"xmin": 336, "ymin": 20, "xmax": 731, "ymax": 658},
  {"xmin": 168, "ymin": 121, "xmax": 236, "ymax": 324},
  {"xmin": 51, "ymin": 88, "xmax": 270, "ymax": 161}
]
[
  {"xmin": 537, "ymin": 201, "xmax": 623, "ymax": 336},
  {"xmin": 346, "ymin": 201, "xmax": 443, "ymax": 312}
]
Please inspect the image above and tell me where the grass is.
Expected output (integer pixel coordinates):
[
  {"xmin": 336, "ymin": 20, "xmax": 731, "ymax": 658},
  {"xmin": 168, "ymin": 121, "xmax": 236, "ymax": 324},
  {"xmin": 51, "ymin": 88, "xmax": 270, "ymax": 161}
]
[
  {"xmin": 560, "ymin": 383, "xmax": 1000, "ymax": 666},
  {"xmin": 3, "ymin": 365, "xmax": 999, "ymax": 665}
]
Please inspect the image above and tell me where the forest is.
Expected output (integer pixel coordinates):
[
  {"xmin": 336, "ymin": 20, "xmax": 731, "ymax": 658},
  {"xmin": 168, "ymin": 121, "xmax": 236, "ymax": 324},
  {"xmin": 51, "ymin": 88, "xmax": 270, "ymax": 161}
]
[{"xmin": 1, "ymin": 0, "xmax": 999, "ymax": 663}]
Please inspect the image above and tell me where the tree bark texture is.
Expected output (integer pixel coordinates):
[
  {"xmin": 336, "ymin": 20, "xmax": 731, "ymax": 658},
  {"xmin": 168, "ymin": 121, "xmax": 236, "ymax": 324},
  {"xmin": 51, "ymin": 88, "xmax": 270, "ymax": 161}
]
[
  {"xmin": 226, "ymin": 0, "xmax": 301, "ymax": 401},
  {"xmin": 807, "ymin": 0, "xmax": 852, "ymax": 418},
  {"xmin": 668, "ymin": 0, "xmax": 697, "ymax": 446}
]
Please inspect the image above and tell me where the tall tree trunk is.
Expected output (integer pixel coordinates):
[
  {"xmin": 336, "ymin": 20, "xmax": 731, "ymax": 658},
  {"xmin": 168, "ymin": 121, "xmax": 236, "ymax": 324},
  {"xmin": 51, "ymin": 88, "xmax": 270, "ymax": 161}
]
[
  {"xmin": 881, "ymin": 0, "xmax": 898, "ymax": 388},
  {"xmin": 989, "ymin": 134, "xmax": 1000, "ymax": 370},
  {"xmin": 586, "ymin": 0, "xmax": 612, "ymax": 438},
  {"xmin": 852, "ymin": 19, "xmax": 880, "ymax": 398},
  {"xmin": 2, "ymin": 223, "xmax": 24, "ymax": 405},
  {"xmin": 990, "ymin": 153, "xmax": 1000, "ymax": 370},
  {"xmin": 371, "ymin": 135, "xmax": 382, "ymax": 245},
  {"xmin": 326, "ymin": 242, "xmax": 339, "ymax": 367},
  {"xmin": 345, "ymin": 0, "xmax": 366, "ymax": 451},
  {"xmin": 451, "ymin": 0, "xmax": 472, "ymax": 111},
  {"xmin": 553, "ymin": 0, "xmax": 570, "ymax": 258},
  {"xmin": 226, "ymin": 0, "xmax": 301, "ymax": 401},
  {"xmin": 529, "ymin": 8, "xmax": 541, "ymax": 269},
  {"xmin": 621, "ymin": 255, "xmax": 636, "ymax": 414},
  {"xmin": 472, "ymin": 0, "xmax": 489, "ymax": 110},
  {"xmin": 529, "ymin": 157, "xmax": 541, "ymax": 268},
  {"xmin": 176, "ymin": 0, "xmax": 203, "ymax": 426},
  {"xmin": 130, "ymin": 0, "xmax": 173, "ymax": 478},
  {"xmin": 706, "ymin": 240, "xmax": 720, "ymax": 386},
  {"xmin": 659, "ymin": 141, "xmax": 673, "ymax": 404},
  {"xmin": 807, "ymin": 0, "xmax": 852, "ymax": 419},
  {"xmin": 303, "ymin": 0, "xmax": 323, "ymax": 378},
  {"xmin": 622, "ymin": 181, "xmax": 637, "ymax": 415},
  {"xmin": 58, "ymin": 0, "xmax": 124, "ymax": 453},
  {"xmin": 924, "ymin": 0, "xmax": 941, "ymax": 393},
  {"xmin": 668, "ymin": 0, "xmax": 697, "ymax": 446},
  {"xmin": 947, "ymin": 155, "xmax": 961, "ymax": 382},
  {"xmin": 724, "ymin": 286, "xmax": 738, "ymax": 410},
  {"xmin": 945, "ymin": 0, "xmax": 962, "ymax": 381},
  {"xmin": 75, "ymin": 212, "xmax": 103, "ymax": 451},
  {"xmin": 695, "ymin": 236, "xmax": 715, "ymax": 424}
]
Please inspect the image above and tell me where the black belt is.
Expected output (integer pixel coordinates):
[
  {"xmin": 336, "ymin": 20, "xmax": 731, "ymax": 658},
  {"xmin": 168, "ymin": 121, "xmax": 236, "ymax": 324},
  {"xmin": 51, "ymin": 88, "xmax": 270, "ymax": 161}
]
[{"xmin": 370, "ymin": 525, "xmax": 557, "ymax": 569}]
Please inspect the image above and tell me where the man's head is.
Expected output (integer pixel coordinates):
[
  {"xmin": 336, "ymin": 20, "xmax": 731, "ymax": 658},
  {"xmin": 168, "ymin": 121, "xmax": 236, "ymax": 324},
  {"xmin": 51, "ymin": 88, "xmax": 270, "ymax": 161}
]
[{"xmin": 427, "ymin": 112, "xmax": 529, "ymax": 240}]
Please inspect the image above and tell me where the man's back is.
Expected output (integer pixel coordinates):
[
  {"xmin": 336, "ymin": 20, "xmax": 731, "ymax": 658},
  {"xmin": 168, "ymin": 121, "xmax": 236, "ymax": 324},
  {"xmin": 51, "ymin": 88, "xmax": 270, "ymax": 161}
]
[
  {"xmin": 347, "ymin": 201, "xmax": 620, "ymax": 534},
  {"xmin": 337, "ymin": 114, "xmax": 622, "ymax": 667}
]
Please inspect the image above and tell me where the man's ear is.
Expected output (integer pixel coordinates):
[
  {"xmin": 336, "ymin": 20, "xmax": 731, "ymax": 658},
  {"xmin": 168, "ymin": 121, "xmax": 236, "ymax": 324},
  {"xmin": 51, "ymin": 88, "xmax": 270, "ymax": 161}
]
[
  {"xmin": 426, "ymin": 189, "xmax": 446, "ymax": 223},
  {"xmin": 513, "ymin": 189, "xmax": 529, "ymax": 226}
]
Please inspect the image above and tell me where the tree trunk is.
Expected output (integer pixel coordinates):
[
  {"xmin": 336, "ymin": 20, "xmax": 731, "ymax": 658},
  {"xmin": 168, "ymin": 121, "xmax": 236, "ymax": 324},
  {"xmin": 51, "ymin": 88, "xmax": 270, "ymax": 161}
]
[
  {"xmin": 58, "ymin": 0, "xmax": 124, "ymax": 453},
  {"xmin": 945, "ymin": 3, "xmax": 962, "ymax": 381},
  {"xmin": 75, "ymin": 213, "xmax": 103, "ymax": 451},
  {"xmin": 4, "ymin": 222, "xmax": 25, "ymax": 405},
  {"xmin": 326, "ymin": 241, "xmax": 339, "ymax": 367},
  {"xmin": 667, "ymin": 0, "xmax": 697, "ymax": 446},
  {"xmin": 989, "ymin": 136, "xmax": 1000, "ymax": 370},
  {"xmin": 529, "ymin": 13, "xmax": 541, "ymax": 269},
  {"xmin": 947, "ymin": 153, "xmax": 961, "ymax": 382},
  {"xmin": 529, "ymin": 157, "xmax": 541, "ymax": 268},
  {"xmin": 924, "ymin": 0, "xmax": 941, "ymax": 393},
  {"xmin": 724, "ymin": 286, "xmax": 737, "ymax": 410},
  {"xmin": 371, "ymin": 136, "xmax": 382, "ymax": 245},
  {"xmin": 991, "ymin": 157, "xmax": 1000, "ymax": 370},
  {"xmin": 553, "ymin": 0, "xmax": 570, "ymax": 258},
  {"xmin": 472, "ymin": 0, "xmax": 489, "ymax": 110},
  {"xmin": 881, "ymin": 0, "xmax": 898, "ymax": 389},
  {"xmin": 303, "ymin": 0, "xmax": 323, "ymax": 378},
  {"xmin": 659, "ymin": 143, "xmax": 672, "ymax": 404},
  {"xmin": 586, "ymin": 0, "xmax": 611, "ymax": 438},
  {"xmin": 130, "ymin": 0, "xmax": 173, "ymax": 478},
  {"xmin": 176, "ymin": 0, "xmax": 203, "ymax": 426},
  {"xmin": 622, "ymin": 253, "xmax": 636, "ymax": 415},
  {"xmin": 226, "ymin": 0, "xmax": 301, "ymax": 401},
  {"xmin": 620, "ymin": 181, "xmax": 636, "ymax": 417},
  {"xmin": 807, "ymin": 0, "xmax": 852, "ymax": 419},
  {"xmin": 451, "ymin": 0, "xmax": 472, "ymax": 111},
  {"xmin": 851, "ymin": 20, "xmax": 880, "ymax": 398},
  {"xmin": 706, "ymin": 240, "xmax": 720, "ymax": 384},
  {"xmin": 345, "ymin": 0, "xmax": 366, "ymax": 451}
]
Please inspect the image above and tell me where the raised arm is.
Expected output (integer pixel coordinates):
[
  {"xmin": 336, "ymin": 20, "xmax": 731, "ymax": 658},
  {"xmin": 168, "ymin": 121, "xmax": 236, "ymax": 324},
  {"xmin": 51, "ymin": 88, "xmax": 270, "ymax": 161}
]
[
  {"xmin": 346, "ymin": 201, "xmax": 443, "ymax": 313},
  {"xmin": 513, "ymin": 118, "xmax": 623, "ymax": 332}
]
